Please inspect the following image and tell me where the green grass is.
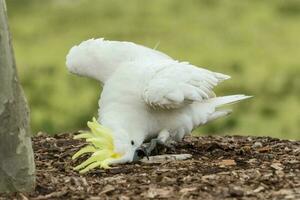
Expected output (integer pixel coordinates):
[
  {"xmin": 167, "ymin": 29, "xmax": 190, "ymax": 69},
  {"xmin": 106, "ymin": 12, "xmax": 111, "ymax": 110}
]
[{"xmin": 6, "ymin": 0, "xmax": 300, "ymax": 139}]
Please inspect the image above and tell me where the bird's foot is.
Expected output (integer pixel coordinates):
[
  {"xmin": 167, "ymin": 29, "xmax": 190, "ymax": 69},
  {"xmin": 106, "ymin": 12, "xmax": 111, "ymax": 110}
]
[
  {"xmin": 142, "ymin": 138, "xmax": 159, "ymax": 156},
  {"xmin": 164, "ymin": 139, "xmax": 177, "ymax": 149}
]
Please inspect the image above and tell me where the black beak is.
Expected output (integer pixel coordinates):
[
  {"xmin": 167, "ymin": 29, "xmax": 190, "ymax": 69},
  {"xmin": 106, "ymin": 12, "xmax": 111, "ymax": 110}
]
[
  {"xmin": 133, "ymin": 146, "xmax": 149, "ymax": 162},
  {"xmin": 133, "ymin": 139, "xmax": 160, "ymax": 162}
]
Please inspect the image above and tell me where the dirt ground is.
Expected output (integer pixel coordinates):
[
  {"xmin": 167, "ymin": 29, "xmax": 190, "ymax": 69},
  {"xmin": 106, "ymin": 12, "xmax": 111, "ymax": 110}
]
[{"xmin": 1, "ymin": 133, "xmax": 299, "ymax": 200}]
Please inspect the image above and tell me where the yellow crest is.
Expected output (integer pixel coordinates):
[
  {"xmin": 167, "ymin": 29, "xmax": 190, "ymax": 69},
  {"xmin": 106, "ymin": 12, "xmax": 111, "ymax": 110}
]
[{"xmin": 72, "ymin": 118, "xmax": 122, "ymax": 173}]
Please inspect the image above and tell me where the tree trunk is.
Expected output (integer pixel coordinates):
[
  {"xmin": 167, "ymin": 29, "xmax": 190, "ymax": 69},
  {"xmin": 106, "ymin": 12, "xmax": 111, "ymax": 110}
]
[{"xmin": 0, "ymin": 0, "xmax": 35, "ymax": 193}]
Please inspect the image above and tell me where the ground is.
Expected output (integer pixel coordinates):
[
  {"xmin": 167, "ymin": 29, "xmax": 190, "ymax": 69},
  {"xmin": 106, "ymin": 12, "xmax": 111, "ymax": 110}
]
[{"xmin": 1, "ymin": 134, "xmax": 299, "ymax": 200}]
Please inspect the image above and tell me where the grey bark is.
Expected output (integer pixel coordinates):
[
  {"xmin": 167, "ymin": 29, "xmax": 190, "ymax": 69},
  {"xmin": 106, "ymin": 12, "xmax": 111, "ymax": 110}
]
[{"xmin": 0, "ymin": 0, "xmax": 35, "ymax": 193}]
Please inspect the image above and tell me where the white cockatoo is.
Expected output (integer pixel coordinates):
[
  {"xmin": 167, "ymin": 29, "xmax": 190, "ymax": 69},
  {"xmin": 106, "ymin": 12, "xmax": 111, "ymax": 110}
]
[{"xmin": 66, "ymin": 38, "xmax": 251, "ymax": 173}]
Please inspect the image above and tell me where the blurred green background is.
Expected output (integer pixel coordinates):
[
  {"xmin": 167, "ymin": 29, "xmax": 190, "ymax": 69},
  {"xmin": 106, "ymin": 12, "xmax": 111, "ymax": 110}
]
[{"xmin": 6, "ymin": 0, "xmax": 300, "ymax": 139}]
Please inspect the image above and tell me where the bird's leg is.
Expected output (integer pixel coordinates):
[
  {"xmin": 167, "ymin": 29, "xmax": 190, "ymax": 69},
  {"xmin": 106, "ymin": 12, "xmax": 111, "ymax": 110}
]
[
  {"xmin": 146, "ymin": 130, "xmax": 171, "ymax": 154},
  {"xmin": 173, "ymin": 128, "xmax": 185, "ymax": 142},
  {"xmin": 144, "ymin": 138, "xmax": 159, "ymax": 156},
  {"xmin": 157, "ymin": 129, "xmax": 170, "ymax": 145}
]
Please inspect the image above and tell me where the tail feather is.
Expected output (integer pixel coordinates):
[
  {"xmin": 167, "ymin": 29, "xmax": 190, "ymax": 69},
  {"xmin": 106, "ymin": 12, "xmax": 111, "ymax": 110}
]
[
  {"xmin": 209, "ymin": 95, "xmax": 252, "ymax": 107},
  {"xmin": 207, "ymin": 109, "xmax": 232, "ymax": 122},
  {"xmin": 203, "ymin": 95, "xmax": 251, "ymax": 123}
]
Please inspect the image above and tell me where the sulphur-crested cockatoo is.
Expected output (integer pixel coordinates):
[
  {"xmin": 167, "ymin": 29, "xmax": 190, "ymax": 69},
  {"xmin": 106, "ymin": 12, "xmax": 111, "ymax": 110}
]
[{"xmin": 66, "ymin": 38, "xmax": 251, "ymax": 173}]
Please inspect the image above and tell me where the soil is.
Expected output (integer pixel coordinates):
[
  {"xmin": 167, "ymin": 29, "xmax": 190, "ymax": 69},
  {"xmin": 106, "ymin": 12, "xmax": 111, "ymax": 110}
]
[{"xmin": 1, "ymin": 133, "xmax": 299, "ymax": 200}]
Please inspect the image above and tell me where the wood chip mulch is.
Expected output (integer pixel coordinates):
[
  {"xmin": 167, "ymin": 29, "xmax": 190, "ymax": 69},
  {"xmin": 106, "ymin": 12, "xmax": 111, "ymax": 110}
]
[{"xmin": 1, "ymin": 134, "xmax": 299, "ymax": 200}]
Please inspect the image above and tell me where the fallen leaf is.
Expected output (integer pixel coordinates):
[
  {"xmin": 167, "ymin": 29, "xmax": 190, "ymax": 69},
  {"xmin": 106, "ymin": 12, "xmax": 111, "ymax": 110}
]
[
  {"xmin": 144, "ymin": 187, "xmax": 173, "ymax": 198},
  {"xmin": 247, "ymin": 158, "xmax": 257, "ymax": 164},
  {"xmin": 229, "ymin": 186, "xmax": 244, "ymax": 197},
  {"xmin": 252, "ymin": 141, "xmax": 263, "ymax": 148},
  {"xmin": 257, "ymin": 146, "xmax": 272, "ymax": 153},
  {"xmin": 253, "ymin": 186, "xmax": 265, "ymax": 193},
  {"xmin": 293, "ymin": 148, "xmax": 300, "ymax": 154},
  {"xmin": 35, "ymin": 190, "xmax": 68, "ymax": 200},
  {"xmin": 287, "ymin": 160, "xmax": 299, "ymax": 164},
  {"xmin": 218, "ymin": 159, "xmax": 236, "ymax": 166},
  {"xmin": 202, "ymin": 174, "xmax": 217, "ymax": 181},
  {"xmin": 272, "ymin": 189, "xmax": 295, "ymax": 196},
  {"xmin": 18, "ymin": 193, "xmax": 29, "ymax": 200},
  {"xmin": 179, "ymin": 187, "xmax": 197, "ymax": 193},
  {"xmin": 271, "ymin": 162, "xmax": 283, "ymax": 171},
  {"xmin": 119, "ymin": 195, "xmax": 130, "ymax": 200},
  {"xmin": 89, "ymin": 197, "xmax": 101, "ymax": 200},
  {"xmin": 99, "ymin": 185, "xmax": 115, "ymax": 195}
]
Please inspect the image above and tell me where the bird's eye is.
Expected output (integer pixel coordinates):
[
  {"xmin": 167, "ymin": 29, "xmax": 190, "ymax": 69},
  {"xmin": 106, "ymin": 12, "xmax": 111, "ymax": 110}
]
[{"xmin": 131, "ymin": 140, "xmax": 135, "ymax": 145}]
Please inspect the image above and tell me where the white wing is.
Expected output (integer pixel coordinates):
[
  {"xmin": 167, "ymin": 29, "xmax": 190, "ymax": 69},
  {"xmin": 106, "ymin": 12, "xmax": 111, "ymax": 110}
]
[
  {"xmin": 142, "ymin": 62, "xmax": 230, "ymax": 109},
  {"xmin": 66, "ymin": 38, "xmax": 172, "ymax": 83}
]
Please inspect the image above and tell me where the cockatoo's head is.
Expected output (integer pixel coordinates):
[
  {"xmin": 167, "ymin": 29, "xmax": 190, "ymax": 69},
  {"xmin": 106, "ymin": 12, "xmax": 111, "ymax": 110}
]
[{"xmin": 72, "ymin": 118, "xmax": 143, "ymax": 173}]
